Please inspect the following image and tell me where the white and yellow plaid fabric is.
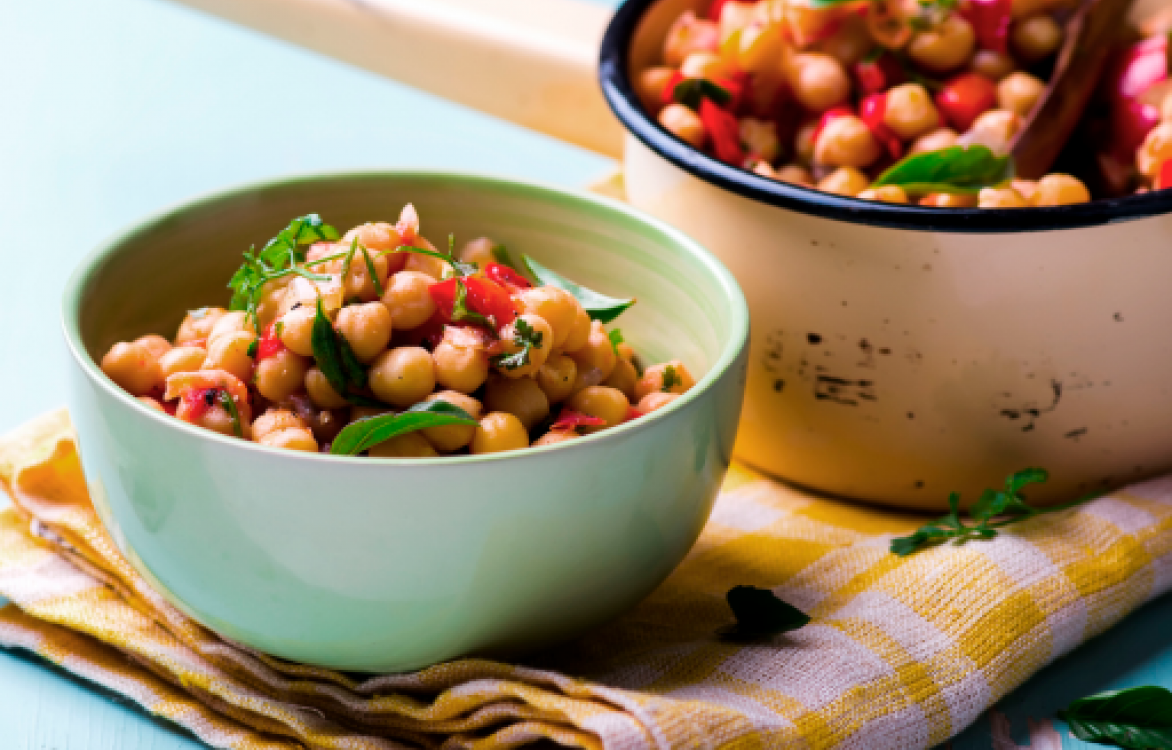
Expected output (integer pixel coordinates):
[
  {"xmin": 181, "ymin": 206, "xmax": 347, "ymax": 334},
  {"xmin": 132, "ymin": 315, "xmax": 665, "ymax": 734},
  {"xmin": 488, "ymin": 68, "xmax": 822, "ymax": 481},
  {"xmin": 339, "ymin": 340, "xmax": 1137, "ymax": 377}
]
[{"xmin": 2, "ymin": 408, "xmax": 1170, "ymax": 749}]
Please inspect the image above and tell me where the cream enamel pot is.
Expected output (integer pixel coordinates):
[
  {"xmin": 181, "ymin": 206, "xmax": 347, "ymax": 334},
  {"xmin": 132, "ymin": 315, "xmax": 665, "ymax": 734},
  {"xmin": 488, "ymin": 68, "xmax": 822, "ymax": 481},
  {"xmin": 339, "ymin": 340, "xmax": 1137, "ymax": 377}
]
[{"xmin": 170, "ymin": 0, "xmax": 1172, "ymax": 509}]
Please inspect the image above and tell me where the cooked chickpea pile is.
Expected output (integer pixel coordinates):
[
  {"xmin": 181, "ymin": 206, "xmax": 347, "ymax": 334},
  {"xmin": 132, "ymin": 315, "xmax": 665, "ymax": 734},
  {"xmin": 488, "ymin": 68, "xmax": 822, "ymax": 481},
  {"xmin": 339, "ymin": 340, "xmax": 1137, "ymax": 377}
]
[
  {"xmin": 100, "ymin": 206, "xmax": 697, "ymax": 456},
  {"xmin": 637, "ymin": 0, "xmax": 1095, "ymax": 207}
]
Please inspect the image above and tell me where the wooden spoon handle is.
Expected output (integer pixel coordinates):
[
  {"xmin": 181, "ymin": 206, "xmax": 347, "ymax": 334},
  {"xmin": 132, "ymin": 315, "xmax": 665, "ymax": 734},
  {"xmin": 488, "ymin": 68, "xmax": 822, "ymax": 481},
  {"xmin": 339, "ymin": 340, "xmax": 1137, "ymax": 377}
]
[{"xmin": 168, "ymin": 0, "xmax": 625, "ymax": 158}]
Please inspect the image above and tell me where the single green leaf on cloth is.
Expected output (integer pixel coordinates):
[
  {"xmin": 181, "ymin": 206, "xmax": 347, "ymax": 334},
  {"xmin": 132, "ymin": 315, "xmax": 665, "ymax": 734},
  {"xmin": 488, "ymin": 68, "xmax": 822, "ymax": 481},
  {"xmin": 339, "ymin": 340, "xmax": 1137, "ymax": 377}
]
[
  {"xmin": 672, "ymin": 77, "xmax": 732, "ymax": 110},
  {"xmin": 330, "ymin": 400, "xmax": 478, "ymax": 456},
  {"xmin": 521, "ymin": 254, "xmax": 635, "ymax": 324},
  {"xmin": 718, "ymin": 586, "xmax": 810, "ymax": 640},
  {"xmin": 872, "ymin": 145, "xmax": 1015, "ymax": 196},
  {"xmin": 1059, "ymin": 686, "xmax": 1172, "ymax": 749}
]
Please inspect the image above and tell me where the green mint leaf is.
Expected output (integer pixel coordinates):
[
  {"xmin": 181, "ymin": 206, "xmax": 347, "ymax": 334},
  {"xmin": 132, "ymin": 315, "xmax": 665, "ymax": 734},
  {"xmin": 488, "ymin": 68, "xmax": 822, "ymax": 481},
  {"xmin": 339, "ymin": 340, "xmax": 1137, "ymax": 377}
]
[
  {"xmin": 491, "ymin": 318, "xmax": 543, "ymax": 371},
  {"xmin": 718, "ymin": 586, "xmax": 810, "ymax": 640},
  {"xmin": 662, "ymin": 363, "xmax": 681, "ymax": 391},
  {"xmin": 311, "ymin": 299, "xmax": 350, "ymax": 397},
  {"xmin": 672, "ymin": 77, "xmax": 732, "ymax": 110},
  {"xmin": 608, "ymin": 328, "xmax": 624, "ymax": 356},
  {"xmin": 218, "ymin": 390, "xmax": 244, "ymax": 438},
  {"xmin": 1059, "ymin": 686, "xmax": 1172, "ymax": 749},
  {"xmin": 872, "ymin": 146, "xmax": 1014, "ymax": 196},
  {"xmin": 491, "ymin": 244, "xmax": 519, "ymax": 271},
  {"xmin": 521, "ymin": 254, "xmax": 635, "ymax": 324},
  {"xmin": 338, "ymin": 334, "xmax": 367, "ymax": 390},
  {"xmin": 330, "ymin": 400, "xmax": 478, "ymax": 456}
]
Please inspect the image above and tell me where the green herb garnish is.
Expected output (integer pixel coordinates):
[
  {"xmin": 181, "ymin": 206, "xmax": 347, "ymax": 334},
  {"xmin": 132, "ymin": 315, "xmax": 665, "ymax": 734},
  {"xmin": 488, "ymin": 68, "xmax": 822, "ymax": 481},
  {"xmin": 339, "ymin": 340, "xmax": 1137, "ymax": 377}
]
[
  {"xmin": 608, "ymin": 328, "xmax": 624, "ymax": 356},
  {"xmin": 491, "ymin": 318, "xmax": 543, "ymax": 371},
  {"xmin": 872, "ymin": 145, "xmax": 1014, "ymax": 196},
  {"xmin": 889, "ymin": 468, "xmax": 1095, "ymax": 556},
  {"xmin": 330, "ymin": 400, "xmax": 478, "ymax": 456},
  {"xmin": 218, "ymin": 390, "xmax": 244, "ymax": 438},
  {"xmin": 521, "ymin": 255, "xmax": 635, "ymax": 324},
  {"xmin": 246, "ymin": 339, "xmax": 258, "ymax": 358},
  {"xmin": 662, "ymin": 364, "xmax": 681, "ymax": 392},
  {"xmin": 397, "ymin": 234, "xmax": 477, "ymax": 278},
  {"xmin": 1059, "ymin": 686, "xmax": 1172, "ymax": 748},
  {"xmin": 360, "ymin": 244, "xmax": 385, "ymax": 297},
  {"xmin": 227, "ymin": 215, "xmax": 340, "ymax": 332},
  {"xmin": 718, "ymin": 586, "xmax": 810, "ymax": 640},
  {"xmin": 672, "ymin": 77, "xmax": 732, "ymax": 110},
  {"xmin": 451, "ymin": 279, "xmax": 492, "ymax": 328},
  {"xmin": 491, "ymin": 244, "xmax": 519, "ymax": 271},
  {"xmin": 311, "ymin": 298, "xmax": 367, "ymax": 399}
]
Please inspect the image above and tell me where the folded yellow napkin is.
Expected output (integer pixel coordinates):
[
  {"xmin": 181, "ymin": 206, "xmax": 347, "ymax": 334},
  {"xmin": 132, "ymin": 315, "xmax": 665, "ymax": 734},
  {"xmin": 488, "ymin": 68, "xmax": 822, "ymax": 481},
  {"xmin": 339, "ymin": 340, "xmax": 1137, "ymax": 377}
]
[{"xmin": 2, "ymin": 408, "xmax": 1170, "ymax": 749}]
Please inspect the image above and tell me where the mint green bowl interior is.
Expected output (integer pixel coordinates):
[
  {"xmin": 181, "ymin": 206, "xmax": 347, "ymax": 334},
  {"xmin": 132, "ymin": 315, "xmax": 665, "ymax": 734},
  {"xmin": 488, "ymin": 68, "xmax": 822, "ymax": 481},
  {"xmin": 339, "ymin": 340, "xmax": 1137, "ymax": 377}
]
[{"xmin": 62, "ymin": 171, "xmax": 749, "ymax": 672}]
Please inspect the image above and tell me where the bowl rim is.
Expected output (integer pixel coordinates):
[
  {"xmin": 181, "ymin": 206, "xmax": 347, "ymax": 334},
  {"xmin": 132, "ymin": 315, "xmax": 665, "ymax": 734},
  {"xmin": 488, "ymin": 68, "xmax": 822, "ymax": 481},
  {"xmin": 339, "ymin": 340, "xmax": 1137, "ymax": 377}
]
[
  {"xmin": 598, "ymin": 0, "xmax": 1172, "ymax": 234},
  {"xmin": 61, "ymin": 169, "xmax": 750, "ymax": 466}
]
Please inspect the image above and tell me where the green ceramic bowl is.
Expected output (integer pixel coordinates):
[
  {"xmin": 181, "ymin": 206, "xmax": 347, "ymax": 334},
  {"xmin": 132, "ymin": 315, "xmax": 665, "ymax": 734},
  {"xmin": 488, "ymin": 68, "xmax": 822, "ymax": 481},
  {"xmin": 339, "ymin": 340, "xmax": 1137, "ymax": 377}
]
[{"xmin": 62, "ymin": 171, "xmax": 749, "ymax": 672}]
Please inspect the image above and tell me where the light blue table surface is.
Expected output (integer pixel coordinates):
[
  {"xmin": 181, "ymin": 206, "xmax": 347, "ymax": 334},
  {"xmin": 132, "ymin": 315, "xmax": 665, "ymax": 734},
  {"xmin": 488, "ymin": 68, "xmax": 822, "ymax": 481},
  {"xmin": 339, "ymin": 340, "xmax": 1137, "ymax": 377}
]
[{"xmin": 2, "ymin": 0, "xmax": 1168, "ymax": 747}]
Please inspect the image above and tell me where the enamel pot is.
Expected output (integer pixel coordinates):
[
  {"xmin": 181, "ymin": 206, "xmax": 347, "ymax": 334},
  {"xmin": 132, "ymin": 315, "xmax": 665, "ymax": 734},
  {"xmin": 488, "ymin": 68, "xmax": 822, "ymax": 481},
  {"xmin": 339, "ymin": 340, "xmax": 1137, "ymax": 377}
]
[{"xmin": 170, "ymin": 0, "xmax": 1172, "ymax": 509}]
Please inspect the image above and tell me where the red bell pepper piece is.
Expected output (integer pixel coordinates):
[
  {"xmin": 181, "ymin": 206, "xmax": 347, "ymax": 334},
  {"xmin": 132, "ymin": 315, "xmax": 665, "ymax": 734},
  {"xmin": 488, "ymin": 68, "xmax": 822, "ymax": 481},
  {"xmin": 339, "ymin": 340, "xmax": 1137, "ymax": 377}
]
[
  {"xmin": 716, "ymin": 73, "xmax": 749, "ymax": 114},
  {"xmin": 699, "ymin": 98, "xmax": 746, "ymax": 165},
  {"xmin": 859, "ymin": 93, "xmax": 902, "ymax": 160},
  {"xmin": 181, "ymin": 387, "xmax": 217, "ymax": 422},
  {"xmin": 163, "ymin": 399, "xmax": 178, "ymax": 416},
  {"xmin": 708, "ymin": 0, "xmax": 732, "ymax": 20},
  {"xmin": 624, "ymin": 406, "xmax": 647, "ymax": 422},
  {"xmin": 551, "ymin": 410, "xmax": 608, "ymax": 432},
  {"xmin": 1103, "ymin": 36, "xmax": 1169, "ymax": 160},
  {"xmin": 854, "ymin": 53, "xmax": 905, "ymax": 96},
  {"xmin": 485, "ymin": 262, "xmax": 531, "ymax": 292},
  {"xmin": 936, "ymin": 73, "xmax": 997, "ymax": 132},
  {"xmin": 255, "ymin": 322, "xmax": 287, "ymax": 362},
  {"xmin": 960, "ymin": 0, "xmax": 1012, "ymax": 55},
  {"xmin": 661, "ymin": 70, "xmax": 687, "ymax": 105},
  {"xmin": 1157, "ymin": 160, "xmax": 1172, "ymax": 190},
  {"xmin": 429, "ymin": 276, "xmax": 517, "ymax": 328},
  {"xmin": 811, "ymin": 106, "xmax": 855, "ymax": 146}
]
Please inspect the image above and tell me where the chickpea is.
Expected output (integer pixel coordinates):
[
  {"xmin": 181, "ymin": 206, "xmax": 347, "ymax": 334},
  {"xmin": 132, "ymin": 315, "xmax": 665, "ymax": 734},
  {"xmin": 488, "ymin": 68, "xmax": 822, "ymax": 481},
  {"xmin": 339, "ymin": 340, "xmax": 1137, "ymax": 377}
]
[
  {"xmin": 775, "ymin": 164, "xmax": 814, "ymax": 186},
  {"xmin": 663, "ymin": 11, "xmax": 719, "ymax": 67},
  {"xmin": 602, "ymin": 356, "xmax": 638, "ymax": 401},
  {"xmin": 252, "ymin": 409, "xmax": 308, "ymax": 442},
  {"xmin": 208, "ymin": 311, "xmax": 249, "ymax": 344},
  {"xmin": 175, "ymin": 307, "xmax": 226, "ymax": 345},
  {"xmin": 817, "ymin": 167, "xmax": 871, "ymax": 197},
  {"xmin": 1032, "ymin": 174, "xmax": 1090, "ymax": 206},
  {"xmin": 484, "ymin": 375, "xmax": 550, "ymax": 431},
  {"xmin": 342, "ymin": 246, "xmax": 391, "ymax": 303},
  {"xmin": 567, "ymin": 386, "xmax": 630, "ymax": 432},
  {"xmin": 369, "ymin": 432, "xmax": 439, "ymax": 458},
  {"xmin": 1137, "ymin": 122, "xmax": 1172, "ymax": 178},
  {"xmin": 537, "ymin": 354, "xmax": 578, "ymax": 404},
  {"xmin": 883, "ymin": 84, "xmax": 940, "ymax": 140},
  {"xmin": 459, "ymin": 237, "xmax": 498, "ymax": 269},
  {"xmin": 369, "ymin": 346, "xmax": 435, "ymax": 407},
  {"xmin": 737, "ymin": 20, "xmax": 786, "ymax": 74},
  {"xmin": 909, "ymin": 128, "xmax": 959, "ymax": 155},
  {"xmin": 335, "ymin": 302, "xmax": 393, "ymax": 363},
  {"xmin": 254, "ymin": 349, "xmax": 310, "ymax": 402},
  {"xmin": 305, "ymin": 367, "xmax": 349, "ymax": 410},
  {"xmin": 277, "ymin": 305, "xmax": 316, "ymax": 357},
  {"xmin": 433, "ymin": 333, "xmax": 489, "ymax": 394},
  {"xmin": 635, "ymin": 360, "xmax": 696, "ymax": 401},
  {"xmin": 561, "ymin": 306, "xmax": 592, "ymax": 353},
  {"xmin": 978, "ymin": 187, "xmax": 1029, "ymax": 208},
  {"xmin": 908, "ymin": 15, "xmax": 976, "ymax": 74},
  {"xmin": 195, "ymin": 405, "xmax": 249, "ymax": 438},
  {"xmin": 637, "ymin": 392, "xmax": 681, "ymax": 413},
  {"xmin": 1012, "ymin": 179, "xmax": 1039, "ymax": 203},
  {"xmin": 136, "ymin": 335, "xmax": 172, "ymax": 360},
  {"xmin": 344, "ymin": 221, "xmax": 406, "ymax": 271},
  {"xmin": 858, "ymin": 185, "xmax": 909, "ymax": 204},
  {"xmin": 422, "ymin": 391, "xmax": 483, "ymax": 451},
  {"xmin": 920, "ymin": 193, "xmax": 979, "ymax": 207},
  {"xmin": 739, "ymin": 118, "xmax": 780, "ymax": 162},
  {"xmin": 813, "ymin": 15, "xmax": 872, "ymax": 68},
  {"xmin": 515, "ymin": 287, "xmax": 580, "ymax": 349},
  {"xmin": 158, "ymin": 346, "xmax": 207, "ymax": 379},
  {"xmin": 470, "ymin": 412, "xmax": 530, "ymax": 454},
  {"xmin": 813, "ymin": 115, "xmax": 881, "ymax": 168},
  {"xmin": 795, "ymin": 121, "xmax": 818, "ymax": 164},
  {"xmin": 382, "ymin": 271, "xmax": 439, "ymax": 330},
  {"xmin": 567, "ymin": 320, "xmax": 617, "ymax": 384},
  {"xmin": 637, "ymin": 66, "xmax": 677, "ymax": 114},
  {"xmin": 960, "ymin": 109, "xmax": 1021, "ymax": 156},
  {"xmin": 680, "ymin": 52, "xmax": 734, "ymax": 81},
  {"xmin": 970, "ymin": 50, "xmax": 1016, "ymax": 81},
  {"xmin": 254, "ymin": 276, "xmax": 293, "ymax": 330},
  {"xmin": 1012, "ymin": 15, "xmax": 1062, "ymax": 63},
  {"xmin": 495, "ymin": 314, "xmax": 553, "ymax": 378},
  {"xmin": 202, "ymin": 330, "xmax": 256, "ymax": 383},
  {"xmin": 659, "ymin": 103, "xmax": 706, "ymax": 148},
  {"xmin": 788, "ymin": 53, "xmax": 851, "ymax": 113},
  {"xmin": 997, "ymin": 72, "xmax": 1044, "ymax": 117},
  {"xmin": 138, "ymin": 396, "xmax": 166, "ymax": 412},
  {"xmin": 350, "ymin": 405, "xmax": 393, "ymax": 422},
  {"xmin": 616, "ymin": 342, "xmax": 637, "ymax": 363},
  {"xmin": 259, "ymin": 428, "xmax": 319, "ymax": 452},
  {"xmin": 402, "ymin": 240, "xmax": 448, "ymax": 280},
  {"xmin": 533, "ymin": 430, "xmax": 580, "ymax": 447}
]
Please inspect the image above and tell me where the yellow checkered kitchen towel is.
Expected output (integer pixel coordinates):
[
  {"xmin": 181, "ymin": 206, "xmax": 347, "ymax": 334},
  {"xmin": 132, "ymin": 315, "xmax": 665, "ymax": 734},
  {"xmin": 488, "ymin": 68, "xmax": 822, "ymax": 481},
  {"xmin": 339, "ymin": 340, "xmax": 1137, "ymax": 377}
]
[{"xmin": 2, "ymin": 408, "xmax": 1172, "ymax": 750}]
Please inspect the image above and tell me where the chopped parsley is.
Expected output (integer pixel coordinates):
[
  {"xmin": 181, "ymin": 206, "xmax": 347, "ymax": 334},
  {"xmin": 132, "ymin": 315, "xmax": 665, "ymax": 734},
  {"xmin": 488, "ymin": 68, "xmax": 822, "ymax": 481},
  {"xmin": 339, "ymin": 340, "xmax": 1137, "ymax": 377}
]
[
  {"xmin": 662, "ymin": 364, "xmax": 682, "ymax": 392},
  {"xmin": 491, "ymin": 318, "xmax": 543, "ymax": 370},
  {"xmin": 608, "ymin": 328, "xmax": 624, "ymax": 356}
]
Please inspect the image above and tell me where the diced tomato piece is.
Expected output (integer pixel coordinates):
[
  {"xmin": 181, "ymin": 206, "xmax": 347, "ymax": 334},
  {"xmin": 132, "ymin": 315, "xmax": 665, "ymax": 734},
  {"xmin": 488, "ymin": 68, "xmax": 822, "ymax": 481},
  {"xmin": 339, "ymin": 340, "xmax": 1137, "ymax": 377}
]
[
  {"xmin": 708, "ymin": 0, "xmax": 732, "ymax": 20},
  {"xmin": 811, "ymin": 105, "xmax": 855, "ymax": 146},
  {"xmin": 255, "ymin": 323, "xmax": 287, "ymax": 362},
  {"xmin": 1157, "ymin": 160, "xmax": 1172, "ymax": 190},
  {"xmin": 960, "ymin": 0, "xmax": 1012, "ymax": 55},
  {"xmin": 699, "ymin": 98, "xmax": 746, "ymax": 165},
  {"xmin": 485, "ymin": 262, "xmax": 531, "ymax": 292},
  {"xmin": 716, "ymin": 73, "xmax": 749, "ymax": 114},
  {"xmin": 429, "ymin": 276, "xmax": 517, "ymax": 329},
  {"xmin": 182, "ymin": 387, "xmax": 217, "ymax": 422},
  {"xmin": 935, "ymin": 73, "xmax": 997, "ymax": 133},
  {"xmin": 163, "ymin": 400, "xmax": 178, "ymax": 416},
  {"xmin": 551, "ymin": 410, "xmax": 607, "ymax": 432},
  {"xmin": 859, "ymin": 93, "xmax": 902, "ymax": 160},
  {"xmin": 854, "ymin": 53, "xmax": 904, "ymax": 96},
  {"xmin": 625, "ymin": 406, "xmax": 647, "ymax": 422}
]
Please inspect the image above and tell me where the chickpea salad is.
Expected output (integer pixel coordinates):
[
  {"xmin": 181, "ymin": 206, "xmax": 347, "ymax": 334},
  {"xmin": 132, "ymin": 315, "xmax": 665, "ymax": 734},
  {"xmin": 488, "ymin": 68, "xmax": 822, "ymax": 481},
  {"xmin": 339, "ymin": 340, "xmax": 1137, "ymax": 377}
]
[
  {"xmin": 100, "ymin": 207, "xmax": 696, "ymax": 457},
  {"xmin": 636, "ymin": 0, "xmax": 1167, "ymax": 207}
]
